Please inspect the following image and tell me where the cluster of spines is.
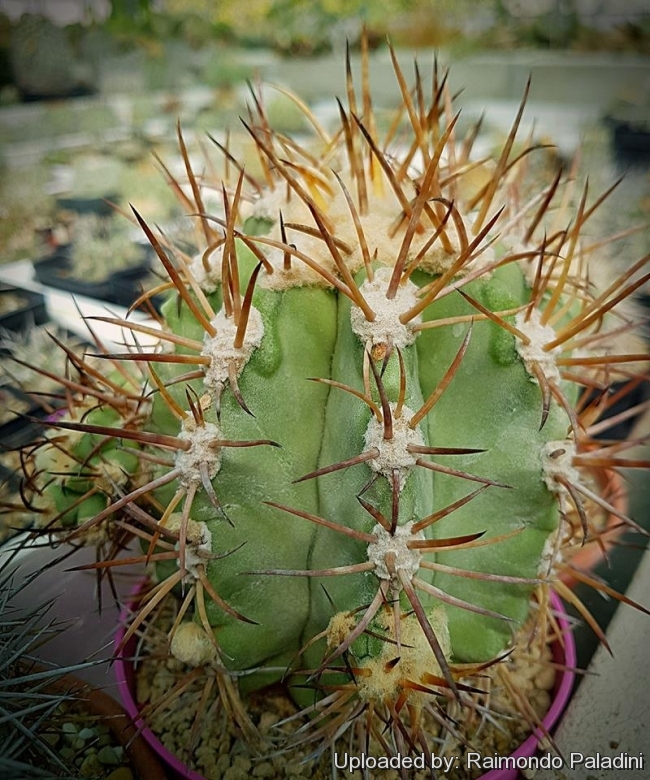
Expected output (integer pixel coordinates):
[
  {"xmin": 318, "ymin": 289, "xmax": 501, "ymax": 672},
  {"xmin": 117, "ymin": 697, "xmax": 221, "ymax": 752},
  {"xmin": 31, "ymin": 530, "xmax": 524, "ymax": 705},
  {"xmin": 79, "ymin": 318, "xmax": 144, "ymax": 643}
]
[{"xmin": 10, "ymin": 38, "xmax": 649, "ymax": 766}]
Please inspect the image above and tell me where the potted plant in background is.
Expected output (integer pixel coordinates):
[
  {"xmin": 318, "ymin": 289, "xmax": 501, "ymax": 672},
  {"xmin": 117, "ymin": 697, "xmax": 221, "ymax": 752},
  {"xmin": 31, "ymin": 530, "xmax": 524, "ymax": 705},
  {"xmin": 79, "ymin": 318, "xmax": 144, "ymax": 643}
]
[
  {"xmin": 8, "ymin": 13, "xmax": 99, "ymax": 102},
  {"xmin": 0, "ymin": 166, "xmax": 56, "ymax": 265},
  {"xmin": 0, "ymin": 323, "xmax": 89, "ymax": 474},
  {"xmin": 0, "ymin": 555, "xmax": 168, "ymax": 779},
  {"xmin": 34, "ymin": 213, "xmax": 156, "ymax": 307},
  {"xmin": 0, "ymin": 286, "xmax": 47, "ymax": 333},
  {"xmin": 0, "ymin": 296, "xmax": 53, "ymax": 492},
  {"xmin": 54, "ymin": 155, "xmax": 124, "ymax": 217},
  {"xmin": 9, "ymin": 39, "xmax": 649, "ymax": 779}
]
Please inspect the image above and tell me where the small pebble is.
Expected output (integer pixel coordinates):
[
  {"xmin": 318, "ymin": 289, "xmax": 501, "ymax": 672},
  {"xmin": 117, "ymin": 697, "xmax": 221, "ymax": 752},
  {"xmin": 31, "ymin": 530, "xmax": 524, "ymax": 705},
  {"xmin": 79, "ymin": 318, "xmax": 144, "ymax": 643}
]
[
  {"xmin": 97, "ymin": 745, "xmax": 121, "ymax": 765},
  {"xmin": 535, "ymin": 666, "xmax": 556, "ymax": 689},
  {"xmin": 79, "ymin": 753, "xmax": 103, "ymax": 778},
  {"xmin": 105, "ymin": 768, "xmax": 134, "ymax": 780},
  {"xmin": 42, "ymin": 732, "xmax": 60, "ymax": 748},
  {"xmin": 232, "ymin": 756, "xmax": 251, "ymax": 771},
  {"xmin": 223, "ymin": 766, "xmax": 249, "ymax": 780},
  {"xmin": 253, "ymin": 762, "xmax": 275, "ymax": 778}
]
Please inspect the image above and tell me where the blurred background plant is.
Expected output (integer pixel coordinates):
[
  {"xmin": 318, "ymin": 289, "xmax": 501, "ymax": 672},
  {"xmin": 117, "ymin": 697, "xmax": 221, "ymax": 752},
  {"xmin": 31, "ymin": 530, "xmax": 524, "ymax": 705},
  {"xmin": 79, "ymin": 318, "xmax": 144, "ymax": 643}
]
[
  {"xmin": 1, "ymin": 0, "xmax": 646, "ymax": 71},
  {"xmin": 0, "ymin": 166, "xmax": 54, "ymax": 263}
]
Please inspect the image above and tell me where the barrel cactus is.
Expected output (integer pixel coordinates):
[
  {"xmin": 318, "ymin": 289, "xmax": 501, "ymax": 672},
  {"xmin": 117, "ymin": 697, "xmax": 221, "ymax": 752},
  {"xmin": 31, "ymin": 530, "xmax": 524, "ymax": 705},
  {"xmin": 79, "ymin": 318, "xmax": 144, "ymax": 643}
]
[{"xmin": 20, "ymin": 43, "xmax": 649, "ymax": 771}]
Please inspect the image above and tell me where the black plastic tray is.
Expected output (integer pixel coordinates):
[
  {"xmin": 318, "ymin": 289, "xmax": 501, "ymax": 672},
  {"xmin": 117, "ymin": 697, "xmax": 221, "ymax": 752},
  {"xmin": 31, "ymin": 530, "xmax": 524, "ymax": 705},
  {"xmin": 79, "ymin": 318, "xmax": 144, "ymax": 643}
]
[
  {"xmin": 0, "ymin": 384, "xmax": 43, "ymax": 445},
  {"xmin": 34, "ymin": 248, "xmax": 154, "ymax": 307},
  {"xmin": 0, "ymin": 287, "xmax": 48, "ymax": 332},
  {"xmin": 55, "ymin": 194, "xmax": 119, "ymax": 217}
]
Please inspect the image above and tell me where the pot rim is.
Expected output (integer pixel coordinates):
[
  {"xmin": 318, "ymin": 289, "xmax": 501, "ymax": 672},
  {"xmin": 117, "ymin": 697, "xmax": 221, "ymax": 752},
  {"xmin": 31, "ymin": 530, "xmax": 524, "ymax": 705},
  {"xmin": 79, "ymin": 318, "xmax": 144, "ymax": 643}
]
[{"xmin": 115, "ymin": 583, "xmax": 576, "ymax": 780}]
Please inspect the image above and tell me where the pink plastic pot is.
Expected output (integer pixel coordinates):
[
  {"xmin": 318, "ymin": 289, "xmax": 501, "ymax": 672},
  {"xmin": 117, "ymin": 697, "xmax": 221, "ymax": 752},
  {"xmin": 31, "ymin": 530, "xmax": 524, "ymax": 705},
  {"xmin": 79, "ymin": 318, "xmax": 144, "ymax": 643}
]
[
  {"xmin": 479, "ymin": 594, "xmax": 576, "ymax": 780},
  {"xmin": 115, "ymin": 584, "xmax": 575, "ymax": 780}
]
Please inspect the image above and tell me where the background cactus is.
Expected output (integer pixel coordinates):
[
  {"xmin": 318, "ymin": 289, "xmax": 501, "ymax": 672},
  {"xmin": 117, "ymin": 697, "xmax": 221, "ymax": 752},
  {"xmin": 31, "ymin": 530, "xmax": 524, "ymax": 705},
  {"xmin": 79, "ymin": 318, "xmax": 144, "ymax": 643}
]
[
  {"xmin": 19, "ymin": 41, "xmax": 649, "ymax": 771},
  {"xmin": 8, "ymin": 13, "xmax": 98, "ymax": 100}
]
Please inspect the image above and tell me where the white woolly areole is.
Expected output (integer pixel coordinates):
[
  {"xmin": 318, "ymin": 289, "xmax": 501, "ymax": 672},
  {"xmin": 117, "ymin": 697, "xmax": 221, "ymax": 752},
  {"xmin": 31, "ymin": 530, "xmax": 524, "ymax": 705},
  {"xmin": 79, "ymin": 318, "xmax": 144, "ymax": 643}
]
[
  {"xmin": 165, "ymin": 516, "xmax": 213, "ymax": 582},
  {"xmin": 541, "ymin": 440, "xmax": 580, "ymax": 494},
  {"xmin": 253, "ymin": 177, "xmax": 493, "ymax": 290},
  {"xmin": 175, "ymin": 418, "xmax": 223, "ymax": 488},
  {"xmin": 170, "ymin": 622, "xmax": 217, "ymax": 667},
  {"xmin": 188, "ymin": 245, "xmax": 223, "ymax": 293},
  {"xmin": 537, "ymin": 531, "xmax": 561, "ymax": 577},
  {"xmin": 250, "ymin": 191, "xmax": 340, "ymax": 290},
  {"xmin": 259, "ymin": 243, "xmax": 338, "ymax": 290},
  {"xmin": 249, "ymin": 185, "xmax": 297, "ymax": 222},
  {"xmin": 351, "ymin": 267, "xmax": 421, "ymax": 347},
  {"xmin": 514, "ymin": 308, "xmax": 561, "ymax": 384},
  {"xmin": 180, "ymin": 521, "xmax": 213, "ymax": 580},
  {"xmin": 368, "ymin": 522, "xmax": 424, "ymax": 584},
  {"xmin": 356, "ymin": 608, "xmax": 450, "ymax": 705},
  {"xmin": 364, "ymin": 405, "xmax": 424, "ymax": 488},
  {"xmin": 202, "ymin": 306, "xmax": 264, "ymax": 389}
]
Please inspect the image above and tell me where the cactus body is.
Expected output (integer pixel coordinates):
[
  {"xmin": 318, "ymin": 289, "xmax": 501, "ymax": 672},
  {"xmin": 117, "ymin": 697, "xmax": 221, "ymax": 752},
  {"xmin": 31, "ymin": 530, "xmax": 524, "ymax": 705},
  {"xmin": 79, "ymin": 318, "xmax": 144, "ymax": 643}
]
[{"xmin": 21, "ymin": 43, "xmax": 649, "ymax": 766}]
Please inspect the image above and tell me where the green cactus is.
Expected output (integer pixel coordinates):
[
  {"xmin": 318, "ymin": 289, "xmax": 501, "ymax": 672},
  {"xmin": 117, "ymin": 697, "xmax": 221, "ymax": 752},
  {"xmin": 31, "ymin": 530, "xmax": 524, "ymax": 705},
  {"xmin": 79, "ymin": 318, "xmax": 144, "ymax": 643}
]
[{"xmin": 20, "ymin": 43, "xmax": 649, "ymax": 771}]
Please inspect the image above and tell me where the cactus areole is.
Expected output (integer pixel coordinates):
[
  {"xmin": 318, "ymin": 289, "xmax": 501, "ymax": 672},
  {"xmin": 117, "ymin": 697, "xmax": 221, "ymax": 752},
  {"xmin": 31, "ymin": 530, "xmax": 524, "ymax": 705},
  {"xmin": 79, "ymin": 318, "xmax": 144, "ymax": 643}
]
[{"xmin": 23, "ymin": 41, "xmax": 649, "ymax": 763}]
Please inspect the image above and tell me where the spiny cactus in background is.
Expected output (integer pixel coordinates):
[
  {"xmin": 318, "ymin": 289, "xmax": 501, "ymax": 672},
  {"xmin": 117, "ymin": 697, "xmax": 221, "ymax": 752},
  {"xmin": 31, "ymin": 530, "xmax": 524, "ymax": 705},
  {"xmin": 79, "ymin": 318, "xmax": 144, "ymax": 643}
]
[{"xmin": 18, "ymin": 41, "xmax": 650, "ymax": 764}]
